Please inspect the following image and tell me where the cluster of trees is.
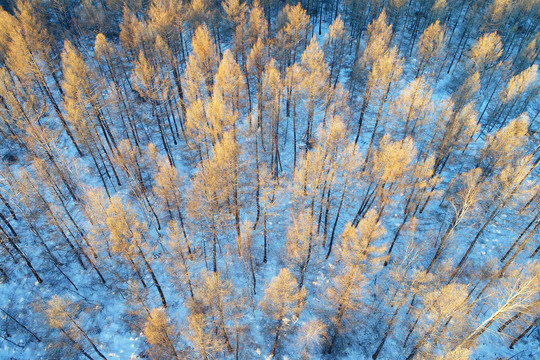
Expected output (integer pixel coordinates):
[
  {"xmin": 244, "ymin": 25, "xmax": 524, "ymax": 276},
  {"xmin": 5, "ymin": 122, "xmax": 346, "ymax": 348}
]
[{"xmin": 0, "ymin": 0, "xmax": 539, "ymax": 359}]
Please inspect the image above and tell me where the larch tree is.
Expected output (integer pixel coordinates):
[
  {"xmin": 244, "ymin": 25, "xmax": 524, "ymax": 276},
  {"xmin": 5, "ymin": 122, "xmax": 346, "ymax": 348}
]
[
  {"xmin": 275, "ymin": 2, "xmax": 310, "ymax": 70},
  {"xmin": 105, "ymin": 196, "xmax": 167, "ymax": 308},
  {"xmin": 238, "ymin": 220, "xmax": 257, "ymax": 305},
  {"xmin": 387, "ymin": 76, "xmax": 434, "ymax": 142},
  {"xmin": 426, "ymin": 168, "xmax": 484, "ymax": 273},
  {"xmin": 61, "ymin": 39, "xmax": 122, "ymax": 194},
  {"xmin": 152, "ymin": 35, "xmax": 184, "ymax": 144},
  {"xmin": 186, "ymin": 132, "xmax": 239, "ymax": 272},
  {"xmin": 30, "ymin": 156, "xmax": 106, "ymax": 283},
  {"xmin": 372, "ymin": 249, "xmax": 435, "ymax": 359},
  {"xmin": 261, "ymin": 59, "xmax": 283, "ymax": 178},
  {"xmin": 325, "ymin": 212, "xmax": 386, "ymax": 354},
  {"xmin": 62, "ymin": 39, "xmax": 117, "ymax": 153},
  {"xmin": 213, "ymin": 48, "xmax": 248, "ymax": 140},
  {"xmin": 20, "ymin": 123, "xmax": 82, "ymax": 204},
  {"xmin": 186, "ymin": 0, "xmax": 211, "ymax": 31},
  {"xmin": 361, "ymin": 46, "xmax": 403, "ymax": 163},
  {"xmin": 152, "ymin": 158, "xmax": 188, "ymax": 239},
  {"xmin": 299, "ymin": 37, "xmax": 329, "ymax": 144},
  {"xmin": 148, "ymin": 0, "xmax": 189, "ymax": 107},
  {"xmin": 6, "ymin": 0, "xmax": 82, "ymax": 155},
  {"xmin": 143, "ymin": 307, "xmax": 180, "ymax": 360},
  {"xmin": 193, "ymin": 270, "xmax": 247, "ymax": 355},
  {"xmin": 478, "ymin": 114, "xmax": 530, "ymax": 179},
  {"xmin": 284, "ymin": 62, "xmax": 303, "ymax": 171},
  {"xmin": 131, "ymin": 50, "xmax": 175, "ymax": 166},
  {"xmin": 296, "ymin": 319, "xmax": 327, "ymax": 360},
  {"xmin": 43, "ymin": 296, "xmax": 108, "ymax": 360},
  {"xmin": 183, "ymin": 25, "xmax": 219, "ymax": 103},
  {"xmin": 488, "ymin": 64, "xmax": 538, "ymax": 132},
  {"xmin": 94, "ymin": 33, "xmax": 140, "ymax": 148},
  {"xmin": 353, "ymin": 11, "xmax": 401, "ymax": 146},
  {"xmin": 414, "ymin": 20, "xmax": 445, "ymax": 78},
  {"xmin": 323, "ymin": 15, "xmax": 349, "ymax": 89},
  {"xmin": 384, "ymin": 155, "xmax": 439, "ymax": 266},
  {"xmin": 165, "ymin": 220, "xmax": 195, "ymax": 300},
  {"xmin": 222, "ymin": 0, "xmax": 248, "ymax": 66},
  {"xmin": 260, "ymin": 268, "xmax": 306, "ymax": 357},
  {"xmin": 119, "ymin": 5, "xmax": 152, "ymax": 60},
  {"xmin": 404, "ymin": 282, "xmax": 472, "ymax": 360},
  {"xmin": 247, "ymin": 0, "xmax": 268, "ymax": 47},
  {"xmin": 431, "ymin": 102, "xmax": 480, "ymax": 179},
  {"xmin": 352, "ymin": 135, "xmax": 417, "ymax": 225},
  {"xmin": 452, "ymin": 153, "xmax": 537, "ymax": 281},
  {"xmin": 184, "ymin": 311, "xmax": 224, "ymax": 360},
  {"xmin": 285, "ymin": 209, "xmax": 318, "ymax": 312},
  {"xmin": 112, "ymin": 141, "xmax": 161, "ymax": 232},
  {"xmin": 467, "ymin": 31, "xmax": 503, "ymax": 90},
  {"xmin": 468, "ymin": 32, "xmax": 502, "ymax": 75},
  {"xmin": 246, "ymin": 36, "xmax": 268, "ymax": 143},
  {"xmin": 350, "ymin": 9, "xmax": 392, "ymax": 104}
]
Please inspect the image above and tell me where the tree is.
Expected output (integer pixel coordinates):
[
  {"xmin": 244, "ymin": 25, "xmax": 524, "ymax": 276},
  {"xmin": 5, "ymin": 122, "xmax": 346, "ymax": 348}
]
[
  {"xmin": 184, "ymin": 311, "xmax": 224, "ymax": 360},
  {"xmin": 222, "ymin": 0, "xmax": 248, "ymax": 66},
  {"xmin": 451, "ymin": 152, "xmax": 537, "ymax": 281},
  {"xmin": 247, "ymin": 0, "xmax": 267, "ymax": 46},
  {"xmin": 119, "ymin": 5, "xmax": 151, "ymax": 60},
  {"xmin": 183, "ymin": 25, "xmax": 219, "ymax": 102},
  {"xmin": 383, "ymin": 155, "xmax": 439, "ymax": 266},
  {"xmin": 456, "ymin": 263, "xmax": 540, "ymax": 351},
  {"xmin": 260, "ymin": 268, "xmax": 305, "ymax": 357},
  {"xmin": 261, "ymin": 59, "xmax": 283, "ymax": 178},
  {"xmin": 213, "ymin": 48, "xmax": 248, "ymax": 141},
  {"xmin": 143, "ymin": 307, "xmax": 180, "ymax": 360},
  {"xmin": 415, "ymin": 20, "xmax": 445, "ymax": 78},
  {"xmin": 323, "ymin": 15, "xmax": 349, "ymax": 88},
  {"xmin": 94, "ymin": 32, "xmax": 141, "ymax": 148},
  {"xmin": 43, "ymin": 296, "xmax": 108, "ymax": 360},
  {"xmin": 193, "ymin": 270, "xmax": 246, "ymax": 355},
  {"xmin": 62, "ymin": 39, "xmax": 117, "ymax": 153},
  {"xmin": 430, "ymin": 102, "xmax": 480, "ymax": 179},
  {"xmin": 325, "ymin": 212, "xmax": 385, "ymax": 353},
  {"xmin": 285, "ymin": 209, "xmax": 317, "ymax": 310},
  {"xmin": 275, "ymin": 3, "xmax": 310, "ymax": 70},
  {"xmin": 153, "ymin": 158, "xmax": 188, "ymax": 241},
  {"xmin": 112, "ymin": 141, "xmax": 161, "ymax": 231},
  {"xmin": 361, "ymin": 47, "xmax": 403, "ymax": 162},
  {"xmin": 131, "ymin": 50, "xmax": 175, "ymax": 166},
  {"xmin": 404, "ymin": 282, "xmax": 472, "ymax": 360},
  {"xmin": 349, "ymin": 9, "xmax": 391, "ymax": 104},
  {"xmin": 104, "ymin": 196, "xmax": 167, "ymax": 308},
  {"xmin": 246, "ymin": 36, "xmax": 269, "ymax": 157},
  {"xmin": 488, "ymin": 65, "xmax": 538, "ymax": 131},
  {"xmin": 186, "ymin": 132, "xmax": 238, "ymax": 272},
  {"xmin": 372, "ymin": 248, "xmax": 434, "ymax": 359},
  {"xmin": 6, "ymin": 0, "xmax": 82, "ymax": 155},
  {"xmin": 148, "ymin": 0, "xmax": 189, "ymax": 120},
  {"xmin": 352, "ymin": 11, "xmax": 403, "ymax": 147},
  {"xmin": 165, "ymin": 220, "xmax": 195, "ymax": 300},
  {"xmin": 387, "ymin": 76, "xmax": 434, "ymax": 141},
  {"xmin": 427, "ymin": 168, "xmax": 484, "ymax": 273},
  {"xmin": 469, "ymin": 32, "xmax": 503, "ymax": 75},
  {"xmin": 478, "ymin": 114, "xmax": 530, "ymax": 179},
  {"xmin": 284, "ymin": 62, "xmax": 302, "ymax": 171},
  {"xmin": 352, "ymin": 135, "xmax": 417, "ymax": 225},
  {"xmin": 299, "ymin": 37, "xmax": 329, "ymax": 144},
  {"xmin": 297, "ymin": 319, "xmax": 327, "ymax": 360}
]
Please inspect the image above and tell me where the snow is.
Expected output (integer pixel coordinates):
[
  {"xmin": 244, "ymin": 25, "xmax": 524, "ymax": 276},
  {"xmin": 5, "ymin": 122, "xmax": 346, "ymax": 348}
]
[{"xmin": 0, "ymin": 2, "xmax": 538, "ymax": 360}]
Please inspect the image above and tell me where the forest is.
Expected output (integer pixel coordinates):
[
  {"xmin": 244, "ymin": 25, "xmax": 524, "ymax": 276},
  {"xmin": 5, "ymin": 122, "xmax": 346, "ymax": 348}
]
[{"xmin": 0, "ymin": 0, "xmax": 538, "ymax": 359}]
